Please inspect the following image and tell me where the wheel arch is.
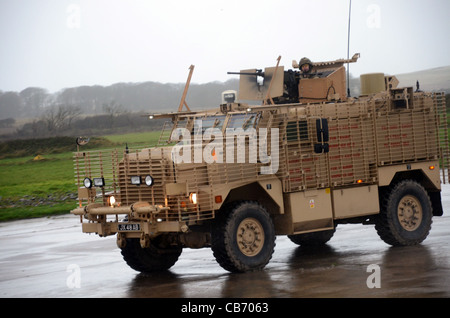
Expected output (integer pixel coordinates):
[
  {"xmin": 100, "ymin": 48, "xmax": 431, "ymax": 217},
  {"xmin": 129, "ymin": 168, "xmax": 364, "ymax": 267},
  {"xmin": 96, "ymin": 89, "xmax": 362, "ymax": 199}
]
[{"xmin": 221, "ymin": 179, "xmax": 284, "ymax": 216}]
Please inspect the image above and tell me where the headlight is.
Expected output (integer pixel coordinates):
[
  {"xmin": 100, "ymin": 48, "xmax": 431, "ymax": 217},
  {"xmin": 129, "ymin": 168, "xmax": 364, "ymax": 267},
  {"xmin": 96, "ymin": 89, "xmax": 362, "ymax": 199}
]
[
  {"xmin": 93, "ymin": 177, "xmax": 105, "ymax": 187},
  {"xmin": 144, "ymin": 175, "xmax": 154, "ymax": 186},
  {"xmin": 130, "ymin": 176, "xmax": 141, "ymax": 185},
  {"xmin": 83, "ymin": 177, "xmax": 92, "ymax": 188},
  {"xmin": 189, "ymin": 192, "xmax": 198, "ymax": 205}
]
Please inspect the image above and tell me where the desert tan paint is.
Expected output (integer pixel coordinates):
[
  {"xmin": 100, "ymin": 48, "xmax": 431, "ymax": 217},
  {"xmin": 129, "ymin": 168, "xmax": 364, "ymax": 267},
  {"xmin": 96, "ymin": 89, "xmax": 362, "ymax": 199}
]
[{"xmin": 71, "ymin": 54, "xmax": 448, "ymax": 241}]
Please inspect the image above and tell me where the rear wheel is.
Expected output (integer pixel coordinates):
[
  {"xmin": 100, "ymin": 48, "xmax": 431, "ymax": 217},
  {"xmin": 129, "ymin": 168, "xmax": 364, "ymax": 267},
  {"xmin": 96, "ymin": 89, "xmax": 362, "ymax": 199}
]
[
  {"xmin": 211, "ymin": 201, "xmax": 276, "ymax": 273},
  {"xmin": 120, "ymin": 236, "xmax": 182, "ymax": 272},
  {"xmin": 375, "ymin": 180, "xmax": 432, "ymax": 246}
]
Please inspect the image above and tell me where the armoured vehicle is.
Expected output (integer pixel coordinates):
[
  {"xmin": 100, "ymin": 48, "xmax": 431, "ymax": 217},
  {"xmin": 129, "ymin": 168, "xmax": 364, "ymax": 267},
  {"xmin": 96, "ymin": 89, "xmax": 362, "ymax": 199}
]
[{"xmin": 71, "ymin": 54, "xmax": 449, "ymax": 273}]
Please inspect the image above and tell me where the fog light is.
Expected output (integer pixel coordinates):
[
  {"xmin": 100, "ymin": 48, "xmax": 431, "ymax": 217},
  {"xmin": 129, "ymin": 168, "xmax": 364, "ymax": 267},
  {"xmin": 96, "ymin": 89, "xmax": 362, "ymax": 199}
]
[
  {"xmin": 93, "ymin": 177, "xmax": 105, "ymax": 187},
  {"xmin": 130, "ymin": 176, "xmax": 141, "ymax": 185},
  {"xmin": 189, "ymin": 192, "xmax": 198, "ymax": 205},
  {"xmin": 144, "ymin": 175, "xmax": 154, "ymax": 186},
  {"xmin": 83, "ymin": 177, "xmax": 92, "ymax": 188}
]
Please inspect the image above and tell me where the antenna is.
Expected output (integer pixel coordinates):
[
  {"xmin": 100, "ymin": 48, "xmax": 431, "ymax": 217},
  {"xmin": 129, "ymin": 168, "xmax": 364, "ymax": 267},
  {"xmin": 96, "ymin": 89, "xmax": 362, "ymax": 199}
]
[{"xmin": 347, "ymin": 0, "xmax": 352, "ymax": 97}]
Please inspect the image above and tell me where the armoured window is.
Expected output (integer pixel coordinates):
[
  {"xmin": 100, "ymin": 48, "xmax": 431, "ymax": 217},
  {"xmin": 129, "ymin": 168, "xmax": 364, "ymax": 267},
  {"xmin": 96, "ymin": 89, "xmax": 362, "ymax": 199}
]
[
  {"xmin": 286, "ymin": 121, "xmax": 308, "ymax": 142},
  {"xmin": 227, "ymin": 113, "xmax": 259, "ymax": 130},
  {"xmin": 192, "ymin": 115, "xmax": 226, "ymax": 135}
]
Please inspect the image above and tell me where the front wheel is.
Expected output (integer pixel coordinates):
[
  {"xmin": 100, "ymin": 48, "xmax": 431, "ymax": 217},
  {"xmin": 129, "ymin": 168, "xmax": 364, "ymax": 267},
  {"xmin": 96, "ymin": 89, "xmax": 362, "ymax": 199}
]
[
  {"xmin": 120, "ymin": 237, "xmax": 182, "ymax": 272},
  {"xmin": 211, "ymin": 201, "xmax": 276, "ymax": 273},
  {"xmin": 288, "ymin": 228, "xmax": 336, "ymax": 246},
  {"xmin": 375, "ymin": 180, "xmax": 433, "ymax": 246}
]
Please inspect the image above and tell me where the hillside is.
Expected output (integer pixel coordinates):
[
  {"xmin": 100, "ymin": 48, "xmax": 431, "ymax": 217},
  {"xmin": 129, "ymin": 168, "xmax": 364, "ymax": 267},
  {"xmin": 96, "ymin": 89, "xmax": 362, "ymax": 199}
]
[
  {"xmin": 0, "ymin": 79, "xmax": 240, "ymax": 120},
  {"xmin": 394, "ymin": 66, "xmax": 450, "ymax": 93}
]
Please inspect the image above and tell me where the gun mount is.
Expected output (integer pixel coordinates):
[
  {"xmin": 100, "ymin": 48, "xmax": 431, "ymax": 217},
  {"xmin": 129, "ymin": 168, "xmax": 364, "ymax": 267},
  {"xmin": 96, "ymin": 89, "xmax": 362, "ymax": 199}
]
[{"xmin": 229, "ymin": 53, "xmax": 361, "ymax": 104}]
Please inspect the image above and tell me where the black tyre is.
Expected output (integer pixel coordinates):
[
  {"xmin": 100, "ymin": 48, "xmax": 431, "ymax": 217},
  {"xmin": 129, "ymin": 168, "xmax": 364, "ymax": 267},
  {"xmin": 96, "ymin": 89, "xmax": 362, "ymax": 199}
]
[
  {"xmin": 375, "ymin": 180, "xmax": 432, "ymax": 246},
  {"xmin": 120, "ymin": 237, "xmax": 182, "ymax": 272},
  {"xmin": 288, "ymin": 228, "xmax": 335, "ymax": 246},
  {"xmin": 211, "ymin": 201, "xmax": 276, "ymax": 273}
]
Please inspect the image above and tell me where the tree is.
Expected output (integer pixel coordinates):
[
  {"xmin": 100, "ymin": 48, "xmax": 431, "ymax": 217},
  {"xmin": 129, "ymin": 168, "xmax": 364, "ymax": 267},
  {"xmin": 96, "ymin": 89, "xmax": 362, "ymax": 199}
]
[
  {"xmin": 102, "ymin": 100, "xmax": 125, "ymax": 128},
  {"xmin": 42, "ymin": 104, "xmax": 81, "ymax": 133},
  {"xmin": 19, "ymin": 87, "xmax": 50, "ymax": 117},
  {"xmin": 0, "ymin": 92, "xmax": 23, "ymax": 119}
]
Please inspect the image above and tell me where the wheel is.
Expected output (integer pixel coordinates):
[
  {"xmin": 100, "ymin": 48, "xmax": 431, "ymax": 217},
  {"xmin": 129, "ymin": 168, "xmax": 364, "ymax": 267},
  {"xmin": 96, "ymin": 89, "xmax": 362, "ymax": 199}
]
[
  {"xmin": 120, "ymin": 236, "xmax": 182, "ymax": 272},
  {"xmin": 211, "ymin": 201, "xmax": 276, "ymax": 273},
  {"xmin": 375, "ymin": 180, "xmax": 432, "ymax": 246},
  {"xmin": 288, "ymin": 228, "xmax": 335, "ymax": 246}
]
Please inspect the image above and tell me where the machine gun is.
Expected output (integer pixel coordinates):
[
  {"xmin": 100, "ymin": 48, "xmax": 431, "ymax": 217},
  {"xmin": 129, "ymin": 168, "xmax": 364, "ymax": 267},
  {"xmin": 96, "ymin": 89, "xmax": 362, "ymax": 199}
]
[
  {"xmin": 227, "ymin": 66, "xmax": 299, "ymax": 104},
  {"xmin": 227, "ymin": 69, "xmax": 265, "ymax": 77}
]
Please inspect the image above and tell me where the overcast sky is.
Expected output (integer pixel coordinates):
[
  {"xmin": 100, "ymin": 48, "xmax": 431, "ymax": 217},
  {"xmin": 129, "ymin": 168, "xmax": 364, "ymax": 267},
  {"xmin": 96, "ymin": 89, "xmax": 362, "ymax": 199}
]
[{"xmin": 1, "ymin": 0, "xmax": 449, "ymax": 93}]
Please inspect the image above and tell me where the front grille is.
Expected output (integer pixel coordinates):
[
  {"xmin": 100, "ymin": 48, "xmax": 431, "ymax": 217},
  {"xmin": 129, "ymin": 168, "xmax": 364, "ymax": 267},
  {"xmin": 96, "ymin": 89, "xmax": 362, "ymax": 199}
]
[
  {"xmin": 73, "ymin": 146, "xmax": 218, "ymax": 222},
  {"xmin": 118, "ymin": 147, "xmax": 173, "ymax": 206}
]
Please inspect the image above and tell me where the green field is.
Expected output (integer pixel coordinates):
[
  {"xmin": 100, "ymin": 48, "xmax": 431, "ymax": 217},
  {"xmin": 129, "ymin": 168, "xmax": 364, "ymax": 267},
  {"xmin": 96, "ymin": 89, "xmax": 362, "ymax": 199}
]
[
  {"xmin": 103, "ymin": 131, "xmax": 161, "ymax": 146},
  {"xmin": 0, "ymin": 131, "xmax": 161, "ymax": 222}
]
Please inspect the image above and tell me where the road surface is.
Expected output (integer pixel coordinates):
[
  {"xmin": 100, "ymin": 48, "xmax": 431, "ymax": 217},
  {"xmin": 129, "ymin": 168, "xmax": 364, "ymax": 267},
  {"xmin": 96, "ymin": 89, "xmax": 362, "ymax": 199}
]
[{"xmin": 1, "ymin": 184, "xmax": 450, "ymax": 298}]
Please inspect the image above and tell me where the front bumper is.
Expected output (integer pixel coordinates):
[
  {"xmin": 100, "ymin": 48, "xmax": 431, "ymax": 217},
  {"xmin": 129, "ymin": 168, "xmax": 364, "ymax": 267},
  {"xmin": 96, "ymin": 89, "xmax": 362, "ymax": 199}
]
[{"xmin": 70, "ymin": 203, "xmax": 188, "ymax": 238}]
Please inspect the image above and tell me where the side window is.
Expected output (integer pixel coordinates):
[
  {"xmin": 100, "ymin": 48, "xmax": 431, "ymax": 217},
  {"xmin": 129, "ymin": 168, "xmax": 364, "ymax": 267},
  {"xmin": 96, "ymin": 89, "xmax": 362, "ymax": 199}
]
[
  {"xmin": 227, "ymin": 113, "xmax": 259, "ymax": 130},
  {"xmin": 286, "ymin": 121, "xmax": 308, "ymax": 142},
  {"xmin": 192, "ymin": 115, "xmax": 226, "ymax": 135}
]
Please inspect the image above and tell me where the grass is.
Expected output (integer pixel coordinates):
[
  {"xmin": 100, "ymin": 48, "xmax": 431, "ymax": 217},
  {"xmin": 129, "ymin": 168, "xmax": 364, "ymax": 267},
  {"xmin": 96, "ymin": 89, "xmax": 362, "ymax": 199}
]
[
  {"xmin": 103, "ymin": 131, "xmax": 161, "ymax": 146},
  {"xmin": 0, "ymin": 131, "xmax": 161, "ymax": 222},
  {"xmin": 0, "ymin": 202, "xmax": 74, "ymax": 222},
  {"xmin": 0, "ymin": 154, "xmax": 77, "ymax": 222},
  {"xmin": 0, "ymin": 155, "xmax": 74, "ymax": 198},
  {"xmin": 0, "ymin": 136, "xmax": 116, "ymax": 159}
]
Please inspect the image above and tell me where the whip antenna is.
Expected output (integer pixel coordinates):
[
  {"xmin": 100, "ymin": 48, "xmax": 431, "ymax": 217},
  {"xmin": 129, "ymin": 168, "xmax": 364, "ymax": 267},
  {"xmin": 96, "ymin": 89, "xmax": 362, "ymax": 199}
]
[{"xmin": 347, "ymin": 0, "xmax": 352, "ymax": 97}]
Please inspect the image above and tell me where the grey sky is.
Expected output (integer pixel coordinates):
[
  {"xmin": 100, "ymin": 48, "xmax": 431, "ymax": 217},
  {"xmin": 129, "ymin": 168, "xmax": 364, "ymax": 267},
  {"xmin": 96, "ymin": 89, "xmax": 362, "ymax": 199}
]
[{"xmin": 1, "ymin": 0, "xmax": 449, "ymax": 93}]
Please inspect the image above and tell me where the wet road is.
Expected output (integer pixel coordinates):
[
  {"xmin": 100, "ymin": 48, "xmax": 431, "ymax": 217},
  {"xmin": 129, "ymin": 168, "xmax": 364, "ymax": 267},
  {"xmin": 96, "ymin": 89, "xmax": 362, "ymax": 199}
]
[{"xmin": 1, "ymin": 185, "xmax": 450, "ymax": 298}]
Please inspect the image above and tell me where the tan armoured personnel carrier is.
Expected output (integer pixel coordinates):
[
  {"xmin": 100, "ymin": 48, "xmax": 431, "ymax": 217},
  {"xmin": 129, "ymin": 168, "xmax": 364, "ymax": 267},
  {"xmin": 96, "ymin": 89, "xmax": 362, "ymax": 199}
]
[{"xmin": 71, "ymin": 55, "xmax": 449, "ymax": 273}]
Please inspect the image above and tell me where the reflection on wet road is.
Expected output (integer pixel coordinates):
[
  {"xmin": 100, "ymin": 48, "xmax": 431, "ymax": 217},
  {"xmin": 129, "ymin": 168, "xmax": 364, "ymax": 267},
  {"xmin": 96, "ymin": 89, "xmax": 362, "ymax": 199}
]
[{"xmin": 1, "ymin": 185, "xmax": 449, "ymax": 298}]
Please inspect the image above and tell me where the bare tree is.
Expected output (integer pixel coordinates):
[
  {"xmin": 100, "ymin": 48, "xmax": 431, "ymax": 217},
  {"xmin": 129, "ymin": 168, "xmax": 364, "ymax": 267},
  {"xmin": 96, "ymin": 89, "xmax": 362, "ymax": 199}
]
[
  {"xmin": 102, "ymin": 100, "xmax": 125, "ymax": 128},
  {"xmin": 43, "ymin": 104, "xmax": 81, "ymax": 133}
]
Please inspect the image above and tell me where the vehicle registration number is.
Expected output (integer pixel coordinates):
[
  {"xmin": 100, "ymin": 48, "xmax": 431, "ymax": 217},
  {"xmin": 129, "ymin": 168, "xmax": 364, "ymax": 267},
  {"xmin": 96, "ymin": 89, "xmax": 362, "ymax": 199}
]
[{"xmin": 118, "ymin": 223, "xmax": 141, "ymax": 231}]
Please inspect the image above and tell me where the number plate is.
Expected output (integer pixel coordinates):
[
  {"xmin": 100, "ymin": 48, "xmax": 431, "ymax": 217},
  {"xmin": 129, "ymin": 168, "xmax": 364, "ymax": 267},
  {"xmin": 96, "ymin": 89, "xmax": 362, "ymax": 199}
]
[{"xmin": 118, "ymin": 223, "xmax": 141, "ymax": 231}]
